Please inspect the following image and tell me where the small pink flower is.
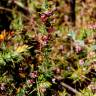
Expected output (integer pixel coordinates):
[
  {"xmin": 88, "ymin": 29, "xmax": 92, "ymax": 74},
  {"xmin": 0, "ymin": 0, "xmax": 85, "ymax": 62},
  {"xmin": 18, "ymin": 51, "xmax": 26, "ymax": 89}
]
[
  {"xmin": 39, "ymin": 36, "xmax": 48, "ymax": 46},
  {"xmin": 42, "ymin": 35, "xmax": 48, "ymax": 44},
  {"xmin": 52, "ymin": 78, "xmax": 56, "ymax": 83},
  {"xmin": 40, "ymin": 11, "xmax": 53, "ymax": 22},
  {"xmin": 0, "ymin": 83, "xmax": 5, "ymax": 90},
  {"xmin": 29, "ymin": 71, "xmax": 37, "ymax": 78},
  {"xmin": 87, "ymin": 51, "xmax": 95, "ymax": 58},
  {"xmin": 40, "ymin": 14, "xmax": 48, "ymax": 22},
  {"xmin": 88, "ymin": 23, "xmax": 96, "ymax": 29},
  {"xmin": 27, "ymin": 79, "xmax": 34, "ymax": 84},
  {"xmin": 75, "ymin": 44, "xmax": 82, "ymax": 53},
  {"xmin": 79, "ymin": 59, "xmax": 84, "ymax": 65}
]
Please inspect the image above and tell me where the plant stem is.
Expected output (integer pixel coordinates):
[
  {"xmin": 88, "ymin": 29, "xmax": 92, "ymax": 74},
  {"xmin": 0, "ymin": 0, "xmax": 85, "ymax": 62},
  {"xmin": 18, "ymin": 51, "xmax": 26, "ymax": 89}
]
[
  {"xmin": 61, "ymin": 82, "xmax": 82, "ymax": 95},
  {"xmin": 36, "ymin": 79, "xmax": 41, "ymax": 96}
]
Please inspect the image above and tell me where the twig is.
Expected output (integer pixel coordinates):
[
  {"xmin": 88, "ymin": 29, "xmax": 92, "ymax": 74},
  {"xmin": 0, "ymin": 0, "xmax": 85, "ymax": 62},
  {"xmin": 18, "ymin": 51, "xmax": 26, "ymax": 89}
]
[
  {"xmin": 28, "ymin": 88, "xmax": 37, "ymax": 95},
  {"xmin": 61, "ymin": 82, "xmax": 82, "ymax": 95},
  {"xmin": 0, "ymin": 7, "xmax": 12, "ymax": 12},
  {"xmin": 13, "ymin": 0, "xmax": 31, "ymax": 14},
  {"xmin": 0, "ymin": 7, "xmax": 30, "ymax": 20}
]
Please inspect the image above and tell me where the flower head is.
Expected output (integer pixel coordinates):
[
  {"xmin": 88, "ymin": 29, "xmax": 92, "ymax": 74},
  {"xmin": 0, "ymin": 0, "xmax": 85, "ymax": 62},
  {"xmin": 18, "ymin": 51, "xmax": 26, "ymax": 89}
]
[
  {"xmin": 88, "ymin": 23, "xmax": 96, "ymax": 30},
  {"xmin": 79, "ymin": 59, "xmax": 84, "ymax": 65},
  {"xmin": 75, "ymin": 44, "xmax": 82, "ymax": 53}
]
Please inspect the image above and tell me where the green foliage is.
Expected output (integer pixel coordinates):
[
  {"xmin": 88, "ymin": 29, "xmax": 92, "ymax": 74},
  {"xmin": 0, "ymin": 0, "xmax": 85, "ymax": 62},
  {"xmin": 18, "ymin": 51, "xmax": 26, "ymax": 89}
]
[
  {"xmin": 16, "ymin": 87, "xmax": 26, "ymax": 96},
  {"xmin": 81, "ymin": 88, "xmax": 94, "ymax": 96},
  {"xmin": 0, "ymin": 48, "xmax": 23, "ymax": 66},
  {"xmin": 10, "ymin": 12, "xmax": 23, "ymax": 31},
  {"xmin": 0, "ymin": 0, "xmax": 96, "ymax": 96}
]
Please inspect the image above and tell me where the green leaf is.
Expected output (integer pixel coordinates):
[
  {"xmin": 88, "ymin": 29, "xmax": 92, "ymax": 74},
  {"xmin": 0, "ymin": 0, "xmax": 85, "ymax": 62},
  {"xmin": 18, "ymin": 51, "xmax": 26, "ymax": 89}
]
[
  {"xmin": 39, "ymin": 81, "xmax": 51, "ymax": 89},
  {"xmin": 16, "ymin": 87, "xmax": 26, "ymax": 96},
  {"xmin": 0, "ymin": 57, "xmax": 6, "ymax": 65}
]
